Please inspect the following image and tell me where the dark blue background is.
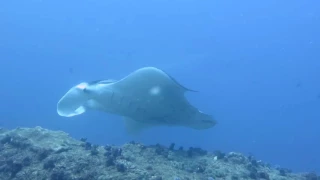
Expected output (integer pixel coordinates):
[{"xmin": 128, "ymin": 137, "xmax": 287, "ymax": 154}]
[{"xmin": 0, "ymin": 0, "xmax": 319, "ymax": 173}]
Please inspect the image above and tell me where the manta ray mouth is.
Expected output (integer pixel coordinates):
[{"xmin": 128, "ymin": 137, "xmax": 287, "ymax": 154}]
[{"xmin": 57, "ymin": 82, "xmax": 90, "ymax": 117}]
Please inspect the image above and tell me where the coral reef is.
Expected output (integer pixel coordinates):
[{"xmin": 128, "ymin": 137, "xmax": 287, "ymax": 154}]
[{"xmin": 0, "ymin": 126, "xmax": 318, "ymax": 180}]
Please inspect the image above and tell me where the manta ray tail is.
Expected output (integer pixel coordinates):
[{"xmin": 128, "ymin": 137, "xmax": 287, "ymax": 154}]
[
  {"xmin": 57, "ymin": 82, "xmax": 91, "ymax": 117},
  {"xmin": 189, "ymin": 111, "xmax": 217, "ymax": 130}
]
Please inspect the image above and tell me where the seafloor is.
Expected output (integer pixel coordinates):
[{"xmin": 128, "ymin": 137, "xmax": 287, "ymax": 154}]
[{"xmin": 0, "ymin": 127, "xmax": 318, "ymax": 180}]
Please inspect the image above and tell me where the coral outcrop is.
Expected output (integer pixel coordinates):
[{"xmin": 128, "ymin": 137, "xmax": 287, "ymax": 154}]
[{"xmin": 0, "ymin": 127, "xmax": 318, "ymax": 180}]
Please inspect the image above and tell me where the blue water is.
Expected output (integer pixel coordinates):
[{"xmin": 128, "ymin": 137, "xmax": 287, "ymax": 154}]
[{"xmin": 1, "ymin": 0, "xmax": 319, "ymax": 173}]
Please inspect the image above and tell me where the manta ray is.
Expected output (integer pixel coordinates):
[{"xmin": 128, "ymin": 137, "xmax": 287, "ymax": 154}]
[{"xmin": 57, "ymin": 67, "xmax": 217, "ymax": 134}]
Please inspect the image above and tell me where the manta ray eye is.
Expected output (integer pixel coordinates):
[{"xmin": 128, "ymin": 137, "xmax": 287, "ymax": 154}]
[{"xmin": 76, "ymin": 83, "xmax": 88, "ymax": 90}]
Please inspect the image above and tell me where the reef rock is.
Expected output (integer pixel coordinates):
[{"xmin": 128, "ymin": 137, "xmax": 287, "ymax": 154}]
[{"xmin": 0, "ymin": 127, "xmax": 317, "ymax": 180}]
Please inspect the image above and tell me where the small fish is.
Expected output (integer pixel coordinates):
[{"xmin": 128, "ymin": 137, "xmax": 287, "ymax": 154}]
[
  {"xmin": 69, "ymin": 68, "xmax": 73, "ymax": 74},
  {"xmin": 296, "ymin": 82, "xmax": 301, "ymax": 88}
]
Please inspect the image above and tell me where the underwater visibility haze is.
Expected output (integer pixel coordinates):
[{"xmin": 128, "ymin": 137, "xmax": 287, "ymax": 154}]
[{"xmin": 0, "ymin": 0, "xmax": 320, "ymax": 175}]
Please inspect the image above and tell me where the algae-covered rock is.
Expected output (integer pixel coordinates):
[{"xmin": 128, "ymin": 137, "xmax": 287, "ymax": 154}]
[{"xmin": 0, "ymin": 126, "xmax": 316, "ymax": 180}]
